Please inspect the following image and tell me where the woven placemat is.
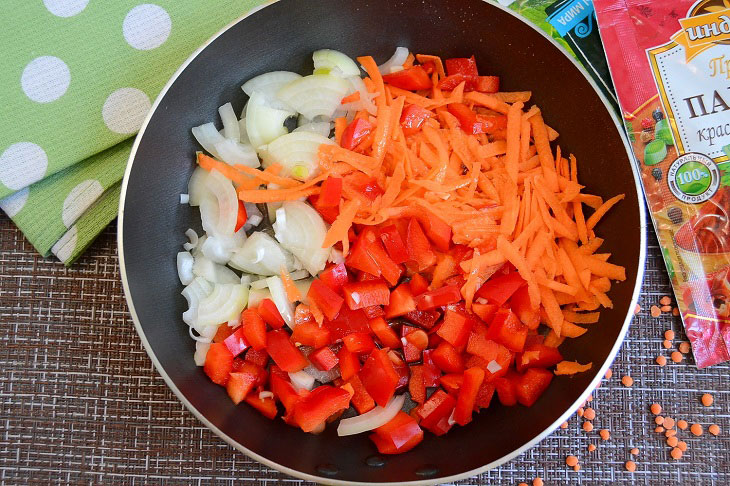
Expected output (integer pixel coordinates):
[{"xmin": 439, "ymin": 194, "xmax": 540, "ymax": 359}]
[{"xmin": 1, "ymin": 213, "xmax": 728, "ymax": 485}]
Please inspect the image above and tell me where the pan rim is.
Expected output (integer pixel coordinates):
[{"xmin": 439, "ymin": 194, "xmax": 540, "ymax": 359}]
[{"xmin": 117, "ymin": 1, "xmax": 648, "ymax": 484}]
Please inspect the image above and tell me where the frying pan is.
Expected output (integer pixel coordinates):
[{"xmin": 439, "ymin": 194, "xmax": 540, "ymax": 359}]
[{"xmin": 118, "ymin": 0, "xmax": 647, "ymax": 483}]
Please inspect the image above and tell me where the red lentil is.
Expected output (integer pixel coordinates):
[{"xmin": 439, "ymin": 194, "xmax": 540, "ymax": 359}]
[
  {"xmin": 671, "ymin": 448, "xmax": 683, "ymax": 460},
  {"xmin": 701, "ymin": 393, "xmax": 713, "ymax": 406},
  {"xmin": 588, "ymin": 444, "xmax": 596, "ymax": 452},
  {"xmin": 664, "ymin": 330, "xmax": 675, "ymax": 340},
  {"xmin": 625, "ymin": 460, "xmax": 636, "ymax": 472},
  {"xmin": 709, "ymin": 424, "xmax": 720, "ymax": 436},
  {"xmin": 634, "ymin": 304, "xmax": 641, "ymax": 315},
  {"xmin": 622, "ymin": 375, "xmax": 633, "ymax": 387},
  {"xmin": 583, "ymin": 421, "xmax": 594, "ymax": 432},
  {"xmin": 660, "ymin": 296, "xmax": 671, "ymax": 306},
  {"xmin": 599, "ymin": 429, "xmax": 610, "ymax": 440},
  {"xmin": 679, "ymin": 342, "xmax": 690, "ymax": 353},
  {"xmin": 667, "ymin": 436, "xmax": 678, "ymax": 447},
  {"xmin": 533, "ymin": 478, "xmax": 544, "ymax": 486},
  {"xmin": 650, "ymin": 403, "xmax": 662, "ymax": 415},
  {"xmin": 678, "ymin": 441, "xmax": 687, "ymax": 451},
  {"xmin": 671, "ymin": 351, "xmax": 683, "ymax": 363},
  {"xmin": 664, "ymin": 417, "xmax": 675, "ymax": 429},
  {"xmin": 691, "ymin": 423, "xmax": 703, "ymax": 436},
  {"xmin": 605, "ymin": 368, "xmax": 613, "ymax": 380},
  {"xmin": 630, "ymin": 447, "xmax": 639, "ymax": 455},
  {"xmin": 662, "ymin": 340, "xmax": 671, "ymax": 349},
  {"xmin": 661, "ymin": 305, "xmax": 672, "ymax": 312},
  {"xmin": 677, "ymin": 420, "xmax": 688, "ymax": 430},
  {"xmin": 650, "ymin": 305, "xmax": 661, "ymax": 317},
  {"xmin": 655, "ymin": 416, "xmax": 665, "ymax": 425},
  {"xmin": 656, "ymin": 355, "xmax": 667, "ymax": 366},
  {"xmin": 584, "ymin": 408, "xmax": 596, "ymax": 420},
  {"xmin": 566, "ymin": 455, "xmax": 578, "ymax": 467}
]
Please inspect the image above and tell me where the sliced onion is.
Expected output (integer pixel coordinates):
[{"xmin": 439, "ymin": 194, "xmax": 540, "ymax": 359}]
[
  {"xmin": 312, "ymin": 49, "xmax": 361, "ymax": 77},
  {"xmin": 238, "ymin": 117, "xmax": 250, "ymax": 144},
  {"xmin": 337, "ymin": 394, "xmax": 406, "ymax": 436},
  {"xmin": 183, "ymin": 228, "xmax": 199, "ymax": 252},
  {"xmin": 273, "ymin": 201, "xmax": 330, "ymax": 275},
  {"xmin": 213, "ymin": 139, "xmax": 260, "ymax": 168},
  {"xmin": 192, "ymin": 234, "xmax": 207, "ymax": 258},
  {"xmin": 250, "ymin": 269, "xmax": 309, "ymax": 290},
  {"xmin": 344, "ymin": 75, "xmax": 377, "ymax": 116},
  {"xmin": 240, "ymin": 274, "xmax": 252, "ymax": 286},
  {"xmin": 192, "ymin": 122, "xmax": 226, "ymax": 158},
  {"xmin": 246, "ymin": 91, "xmax": 293, "ymax": 150},
  {"xmin": 194, "ymin": 341, "xmax": 211, "ymax": 366},
  {"xmin": 250, "ymin": 277, "xmax": 269, "ymax": 290},
  {"xmin": 200, "ymin": 169, "xmax": 238, "ymax": 236},
  {"xmin": 487, "ymin": 360, "xmax": 503, "ymax": 374},
  {"xmin": 177, "ymin": 251, "xmax": 195, "ymax": 285},
  {"xmin": 266, "ymin": 276, "xmax": 294, "ymax": 328},
  {"xmin": 196, "ymin": 283, "xmax": 249, "ymax": 327},
  {"xmin": 261, "ymin": 131, "xmax": 334, "ymax": 181},
  {"xmin": 328, "ymin": 248, "xmax": 345, "ymax": 264},
  {"xmin": 259, "ymin": 391, "xmax": 274, "ymax": 399},
  {"xmin": 187, "ymin": 166, "xmax": 209, "ymax": 207},
  {"xmin": 242, "ymin": 71, "xmax": 302, "ymax": 111},
  {"xmin": 182, "ymin": 276, "xmax": 214, "ymax": 327},
  {"xmin": 200, "ymin": 228, "xmax": 246, "ymax": 264},
  {"xmin": 294, "ymin": 278, "xmax": 312, "ymax": 305},
  {"xmin": 304, "ymin": 363, "xmax": 340, "ymax": 384},
  {"xmin": 192, "ymin": 255, "xmax": 240, "ymax": 284},
  {"xmin": 180, "ymin": 193, "xmax": 189, "ymax": 205},
  {"xmin": 377, "ymin": 46, "xmax": 409, "ymax": 74},
  {"xmin": 228, "ymin": 231, "xmax": 301, "ymax": 276},
  {"xmin": 288, "ymin": 370, "xmax": 315, "ymax": 391},
  {"xmin": 277, "ymin": 74, "xmax": 350, "ymax": 120},
  {"xmin": 248, "ymin": 287, "xmax": 272, "ymax": 307},
  {"xmin": 294, "ymin": 121, "xmax": 331, "ymax": 137},
  {"xmin": 218, "ymin": 102, "xmax": 240, "ymax": 141}
]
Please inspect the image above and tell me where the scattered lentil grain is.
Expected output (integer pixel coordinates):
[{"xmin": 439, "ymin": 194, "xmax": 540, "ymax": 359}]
[
  {"xmin": 662, "ymin": 340, "xmax": 672, "ymax": 349},
  {"xmin": 709, "ymin": 424, "xmax": 720, "ymax": 436},
  {"xmin": 630, "ymin": 448, "xmax": 639, "ymax": 455},
  {"xmin": 678, "ymin": 441, "xmax": 687, "ymax": 451},
  {"xmin": 650, "ymin": 305, "xmax": 661, "ymax": 317},
  {"xmin": 656, "ymin": 355, "xmax": 667, "ymax": 366},
  {"xmin": 634, "ymin": 304, "xmax": 641, "ymax": 315},
  {"xmin": 588, "ymin": 444, "xmax": 596, "ymax": 452},
  {"xmin": 667, "ymin": 436, "xmax": 678, "ymax": 447},
  {"xmin": 533, "ymin": 478, "xmax": 544, "ymax": 486},
  {"xmin": 655, "ymin": 426, "xmax": 665, "ymax": 433},
  {"xmin": 587, "ymin": 394, "xmax": 593, "ymax": 402},
  {"xmin": 660, "ymin": 296, "xmax": 671, "ymax": 305},
  {"xmin": 622, "ymin": 375, "xmax": 633, "ymax": 387},
  {"xmin": 671, "ymin": 448, "xmax": 683, "ymax": 460},
  {"xmin": 666, "ymin": 429, "xmax": 677, "ymax": 438},
  {"xmin": 701, "ymin": 393, "xmax": 713, "ymax": 406},
  {"xmin": 650, "ymin": 403, "xmax": 662, "ymax": 415},
  {"xmin": 599, "ymin": 429, "xmax": 610, "ymax": 440},
  {"xmin": 672, "ymin": 307, "xmax": 679, "ymax": 316},
  {"xmin": 625, "ymin": 461, "xmax": 636, "ymax": 472},
  {"xmin": 671, "ymin": 351, "xmax": 683, "ymax": 363},
  {"xmin": 573, "ymin": 464, "xmax": 580, "ymax": 472},
  {"xmin": 577, "ymin": 407, "xmax": 584, "ymax": 417},
  {"xmin": 605, "ymin": 368, "xmax": 613, "ymax": 380},
  {"xmin": 655, "ymin": 416, "xmax": 665, "ymax": 425},
  {"xmin": 584, "ymin": 408, "xmax": 596, "ymax": 420},
  {"xmin": 679, "ymin": 342, "xmax": 690, "ymax": 353},
  {"xmin": 566, "ymin": 455, "xmax": 578, "ymax": 467},
  {"xmin": 519, "ymin": 483, "xmax": 528, "ymax": 486},
  {"xmin": 677, "ymin": 420, "xmax": 688, "ymax": 430},
  {"xmin": 560, "ymin": 421, "xmax": 568, "ymax": 429},
  {"xmin": 691, "ymin": 423, "xmax": 703, "ymax": 436},
  {"xmin": 664, "ymin": 417, "xmax": 675, "ymax": 429},
  {"xmin": 664, "ymin": 330, "xmax": 675, "ymax": 340},
  {"xmin": 661, "ymin": 305, "xmax": 672, "ymax": 312},
  {"xmin": 583, "ymin": 421, "xmax": 594, "ymax": 432}
]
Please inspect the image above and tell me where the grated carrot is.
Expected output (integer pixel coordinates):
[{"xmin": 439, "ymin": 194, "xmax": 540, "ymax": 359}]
[
  {"xmin": 555, "ymin": 361, "xmax": 593, "ymax": 375},
  {"xmin": 280, "ymin": 267, "xmax": 302, "ymax": 303}
]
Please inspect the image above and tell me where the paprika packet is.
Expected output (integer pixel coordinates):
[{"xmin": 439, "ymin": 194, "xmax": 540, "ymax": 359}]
[{"xmin": 595, "ymin": 0, "xmax": 730, "ymax": 367}]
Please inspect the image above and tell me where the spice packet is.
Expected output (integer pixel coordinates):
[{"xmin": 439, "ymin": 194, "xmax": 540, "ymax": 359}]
[{"xmin": 595, "ymin": 0, "xmax": 730, "ymax": 367}]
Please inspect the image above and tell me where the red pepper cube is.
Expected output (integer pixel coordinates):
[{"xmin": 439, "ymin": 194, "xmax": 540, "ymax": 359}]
[
  {"xmin": 204, "ymin": 342, "xmax": 234, "ymax": 386},
  {"xmin": 471, "ymin": 302, "xmax": 498, "ymax": 324},
  {"xmin": 516, "ymin": 343, "xmax": 563, "ymax": 373},
  {"xmin": 270, "ymin": 366, "xmax": 303, "ymax": 414},
  {"xmin": 244, "ymin": 348, "xmax": 270, "ymax": 368},
  {"xmin": 244, "ymin": 394, "xmax": 278, "ymax": 420},
  {"xmin": 226, "ymin": 369, "xmax": 260, "ymax": 405},
  {"xmin": 514, "ymin": 368, "xmax": 553, "ymax": 407},
  {"xmin": 293, "ymin": 385, "xmax": 351, "ymax": 433},
  {"xmin": 370, "ymin": 411, "xmax": 424, "ymax": 454},
  {"xmin": 266, "ymin": 329, "xmax": 308, "ymax": 372},
  {"xmin": 474, "ymin": 380, "xmax": 496, "ymax": 410},
  {"xmin": 223, "ymin": 327, "xmax": 250, "ymax": 357},
  {"xmin": 406, "ymin": 218, "xmax": 436, "ymax": 271},
  {"xmin": 319, "ymin": 262, "xmax": 349, "ymax": 292},
  {"xmin": 341, "ymin": 119, "xmax": 373, "ymax": 151},
  {"xmin": 466, "ymin": 333, "xmax": 513, "ymax": 381},
  {"xmin": 417, "ymin": 389, "xmax": 457, "ymax": 436},
  {"xmin": 400, "ymin": 325, "xmax": 422, "ymax": 363},
  {"xmin": 343, "ymin": 280, "xmax": 390, "ymax": 310},
  {"xmin": 258, "ymin": 298, "xmax": 286, "ymax": 329},
  {"xmin": 360, "ymin": 348, "xmax": 400, "ymax": 407},
  {"xmin": 318, "ymin": 177, "xmax": 343, "ymax": 206},
  {"xmin": 445, "ymin": 56, "xmax": 479, "ymax": 81},
  {"xmin": 437, "ymin": 309, "xmax": 474, "ymax": 348},
  {"xmin": 476, "ymin": 272, "xmax": 526, "ymax": 306},
  {"xmin": 291, "ymin": 319, "xmax": 331, "ymax": 349},
  {"xmin": 359, "ymin": 227, "xmax": 403, "ymax": 286},
  {"xmin": 400, "ymin": 104, "xmax": 433, "ymax": 137},
  {"xmin": 307, "ymin": 279, "xmax": 344, "ymax": 321},
  {"xmin": 346, "ymin": 231, "xmax": 381, "ymax": 277},
  {"xmin": 382, "ymin": 65, "xmax": 432, "ymax": 90},
  {"xmin": 324, "ymin": 306, "xmax": 370, "ymax": 341},
  {"xmin": 510, "ymin": 285, "xmax": 541, "ymax": 330},
  {"xmin": 213, "ymin": 324, "xmax": 237, "ymax": 343},
  {"xmin": 309, "ymin": 346, "xmax": 339, "ymax": 371},
  {"xmin": 337, "ymin": 346, "xmax": 361, "ymax": 381},
  {"xmin": 379, "ymin": 224, "xmax": 410, "ymax": 264},
  {"xmin": 408, "ymin": 365, "xmax": 427, "ymax": 404},
  {"xmin": 363, "ymin": 305, "xmax": 385, "ymax": 319},
  {"xmin": 431, "ymin": 341, "xmax": 464, "ymax": 373},
  {"xmin": 384, "ymin": 283, "xmax": 416, "ymax": 319},
  {"xmin": 346, "ymin": 374, "xmax": 376, "ymax": 414},
  {"xmin": 421, "ymin": 349, "xmax": 442, "ymax": 387},
  {"xmin": 368, "ymin": 317, "xmax": 401, "ymax": 349},
  {"xmin": 453, "ymin": 367, "xmax": 485, "ymax": 425},
  {"xmin": 241, "ymin": 308, "xmax": 267, "ymax": 350},
  {"xmin": 309, "ymin": 194, "xmax": 340, "ymax": 224},
  {"xmin": 388, "ymin": 350, "xmax": 411, "ymax": 391},
  {"xmin": 343, "ymin": 332, "xmax": 376, "ymax": 354},
  {"xmin": 447, "ymin": 102, "xmax": 483, "ymax": 134},
  {"xmin": 476, "ymin": 75, "xmax": 499, "ymax": 93},
  {"xmin": 486, "ymin": 308, "xmax": 528, "ymax": 353},
  {"xmin": 494, "ymin": 373, "xmax": 519, "ymax": 406},
  {"xmin": 438, "ymin": 73, "xmax": 469, "ymax": 91},
  {"xmin": 404, "ymin": 309, "xmax": 441, "ymax": 329},
  {"xmin": 439, "ymin": 373, "xmax": 464, "ymax": 395},
  {"xmin": 408, "ymin": 273, "xmax": 430, "ymax": 296},
  {"xmin": 416, "ymin": 285, "xmax": 462, "ymax": 311}
]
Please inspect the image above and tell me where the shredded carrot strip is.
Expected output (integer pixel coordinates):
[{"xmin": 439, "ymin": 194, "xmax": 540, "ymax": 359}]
[
  {"xmin": 416, "ymin": 54, "xmax": 445, "ymax": 78},
  {"xmin": 334, "ymin": 117, "xmax": 347, "ymax": 146},
  {"xmin": 280, "ymin": 267, "xmax": 302, "ymax": 303},
  {"xmin": 505, "ymin": 101, "xmax": 523, "ymax": 183},
  {"xmin": 586, "ymin": 194, "xmax": 626, "ymax": 230},
  {"xmin": 555, "ymin": 361, "xmax": 592, "ymax": 375},
  {"xmin": 322, "ymin": 199, "xmax": 361, "ymax": 250},
  {"xmin": 341, "ymin": 91, "xmax": 361, "ymax": 105},
  {"xmin": 529, "ymin": 113, "xmax": 560, "ymax": 193}
]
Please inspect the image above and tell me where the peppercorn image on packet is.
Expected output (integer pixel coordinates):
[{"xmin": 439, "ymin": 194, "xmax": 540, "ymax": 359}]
[{"xmin": 595, "ymin": 0, "xmax": 730, "ymax": 367}]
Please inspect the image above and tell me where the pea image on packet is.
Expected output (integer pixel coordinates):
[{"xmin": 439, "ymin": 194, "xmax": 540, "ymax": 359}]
[{"xmin": 594, "ymin": 0, "xmax": 730, "ymax": 367}]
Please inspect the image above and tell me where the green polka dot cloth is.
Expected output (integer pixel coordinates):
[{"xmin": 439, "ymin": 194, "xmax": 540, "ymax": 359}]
[{"xmin": 0, "ymin": 0, "xmax": 264, "ymax": 264}]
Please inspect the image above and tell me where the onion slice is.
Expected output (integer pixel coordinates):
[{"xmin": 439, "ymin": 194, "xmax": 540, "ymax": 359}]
[
  {"xmin": 312, "ymin": 49, "xmax": 361, "ymax": 77},
  {"xmin": 194, "ymin": 341, "xmax": 211, "ymax": 366},
  {"xmin": 337, "ymin": 394, "xmax": 406, "ymax": 436},
  {"xmin": 273, "ymin": 201, "xmax": 330, "ymax": 275},
  {"xmin": 228, "ymin": 231, "xmax": 301, "ymax": 276},
  {"xmin": 277, "ymin": 74, "xmax": 350, "ymax": 120},
  {"xmin": 288, "ymin": 370, "xmax": 315, "ymax": 391},
  {"xmin": 266, "ymin": 276, "xmax": 295, "ymax": 328},
  {"xmin": 196, "ymin": 283, "xmax": 249, "ymax": 327},
  {"xmin": 377, "ymin": 46, "xmax": 409, "ymax": 74},
  {"xmin": 213, "ymin": 139, "xmax": 260, "ymax": 168},
  {"xmin": 261, "ymin": 131, "xmax": 334, "ymax": 181},
  {"xmin": 192, "ymin": 122, "xmax": 226, "ymax": 158},
  {"xmin": 242, "ymin": 71, "xmax": 302, "ymax": 111},
  {"xmin": 177, "ymin": 251, "xmax": 195, "ymax": 285},
  {"xmin": 246, "ymin": 91, "xmax": 293, "ymax": 150},
  {"xmin": 218, "ymin": 102, "xmax": 240, "ymax": 141}
]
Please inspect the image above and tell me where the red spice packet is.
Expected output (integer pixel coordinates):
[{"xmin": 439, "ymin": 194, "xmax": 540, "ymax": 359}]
[{"xmin": 594, "ymin": 0, "xmax": 730, "ymax": 367}]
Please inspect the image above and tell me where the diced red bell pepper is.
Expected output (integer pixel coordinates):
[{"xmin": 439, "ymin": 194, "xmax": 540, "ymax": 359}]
[
  {"xmin": 213, "ymin": 324, "xmax": 237, "ymax": 343},
  {"xmin": 368, "ymin": 317, "xmax": 401, "ymax": 349},
  {"xmin": 417, "ymin": 389, "xmax": 457, "ymax": 436},
  {"xmin": 445, "ymin": 56, "xmax": 479, "ymax": 90},
  {"xmin": 244, "ymin": 393, "xmax": 278, "ymax": 419},
  {"xmin": 343, "ymin": 332, "xmax": 376, "ymax": 354},
  {"xmin": 388, "ymin": 350, "xmax": 411, "ymax": 391},
  {"xmin": 408, "ymin": 365, "xmax": 427, "ymax": 404},
  {"xmin": 476, "ymin": 75, "xmax": 499, "ymax": 93},
  {"xmin": 307, "ymin": 279, "xmax": 344, "ymax": 321},
  {"xmin": 400, "ymin": 326, "xmax": 422, "ymax": 363},
  {"xmin": 437, "ymin": 309, "xmax": 474, "ymax": 348},
  {"xmin": 438, "ymin": 73, "xmax": 469, "ymax": 91},
  {"xmin": 346, "ymin": 232, "xmax": 381, "ymax": 277},
  {"xmin": 318, "ymin": 176, "xmax": 343, "ymax": 207},
  {"xmin": 360, "ymin": 348, "xmax": 400, "ymax": 407},
  {"xmin": 363, "ymin": 305, "xmax": 385, "ymax": 319},
  {"xmin": 319, "ymin": 263, "xmax": 349, "ymax": 292},
  {"xmin": 341, "ymin": 118, "xmax": 373, "ymax": 151},
  {"xmin": 270, "ymin": 366, "xmax": 303, "ymax": 413},
  {"xmin": 235, "ymin": 200, "xmax": 248, "ymax": 232},
  {"xmin": 409, "ymin": 273, "xmax": 430, "ymax": 296},
  {"xmin": 266, "ymin": 329, "xmax": 308, "ymax": 372},
  {"xmin": 324, "ymin": 306, "xmax": 370, "ymax": 341},
  {"xmin": 510, "ymin": 285, "xmax": 540, "ymax": 330},
  {"xmin": 244, "ymin": 347, "xmax": 269, "ymax": 368},
  {"xmin": 406, "ymin": 218, "xmax": 436, "ymax": 271},
  {"xmin": 439, "ymin": 373, "xmax": 464, "ymax": 394},
  {"xmin": 494, "ymin": 373, "xmax": 518, "ymax": 406},
  {"xmin": 382, "ymin": 65, "xmax": 432, "ymax": 90},
  {"xmin": 448, "ymin": 102, "xmax": 484, "ymax": 135},
  {"xmin": 404, "ymin": 309, "xmax": 441, "ymax": 329},
  {"xmin": 347, "ymin": 374, "xmax": 376, "ymax": 414},
  {"xmin": 515, "ymin": 368, "xmax": 553, "ymax": 407},
  {"xmin": 516, "ymin": 343, "xmax": 563, "ymax": 373},
  {"xmin": 400, "ymin": 104, "xmax": 433, "ymax": 136},
  {"xmin": 308, "ymin": 194, "xmax": 340, "ymax": 224},
  {"xmin": 431, "ymin": 341, "xmax": 464, "ymax": 373},
  {"xmin": 309, "ymin": 346, "xmax": 339, "ymax": 371},
  {"xmin": 345, "ymin": 171, "xmax": 384, "ymax": 201},
  {"xmin": 204, "ymin": 342, "xmax": 234, "ymax": 385},
  {"xmin": 476, "ymin": 272, "xmax": 527, "ymax": 305},
  {"xmin": 227, "ymin": 367, "xmax": 261, "ymax": 405},
  {"xmin": 486, "ymin": 308, "xmax": 528, "ymax": 353},
  {"xmin": 223, "ymin": 327, "xmax": 250, "ymax": 357},
  {"xmin": 258, "ymin": 298, "xmax": 286, "ymax": 329},
  {"xmin": 293, "ymin": 385, "xmax": 351, "ymax": 432},
  {"xmin": 294, "ymin": 305, "xmax": 315, "ymax": 328},
  {"xmin": 338, "ymin": 345, "xmax": 361, "ymax": 380},
  {"xmin": 391, "ymin": 207, "xmax": 452, "ymax": 252},
  {"xmin": 241, "ymin": 308, "xmax": 267, "ymax": 351},
  {"xmin": 466, "ymin": 333, "xmax": 513, "ymax": 381},
  {"xmin": 290, "ymin": 319, "xmax": 330, "ymax": 349},
  {"xmin": 474, "ymin": 380, "xmax": 496, "ymax": 410},
  {"xmin": 477, "ymin": 114, "xmax": 507, "ymax": 133},
  {"xmin": 359, "ymin": 228, "xmax": 402, "ymax": 286},
  {"xmin": 471, "ymin": 303, "xmax": 498, "ymax": 324},
  {"xmin": 416, "ymin": 285, "xmax": 462, "ymax": 310},
  {"xmin": 343, "ymin": 280, "xmax": 390, "ymax": 310},
  {"xmin": 379, "ymin": 224, "xmax": 410, "ymax": 264},
  {"xmin": 357, "ymin": 272, "xmax": 381, "ymax": 282},
  {"xmin": 370, "ymin": 411, "xmax": 424, "ymax": 454},
  {"xmin": 384, "ymin": 283, "xmax": 416, "ymax": 319},
  {"xmin": 453, "ymin": 367, "xmax": 485, "ymax": 425},
  {"xmin": 421, "ymin": 349, "xmax": 442, "ymax": 387}
]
